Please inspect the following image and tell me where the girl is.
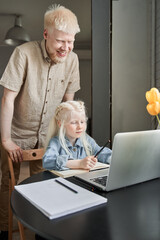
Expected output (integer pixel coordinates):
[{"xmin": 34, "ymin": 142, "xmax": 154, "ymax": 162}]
[{"xmin": 43, "ymin": 101, "xmax": 112, "ymax": 171}]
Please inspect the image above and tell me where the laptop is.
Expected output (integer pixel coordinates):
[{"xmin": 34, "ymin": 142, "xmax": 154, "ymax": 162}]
[{"xmin": 75, "ymin": 130, "xmax": 160, "ymax": 191}]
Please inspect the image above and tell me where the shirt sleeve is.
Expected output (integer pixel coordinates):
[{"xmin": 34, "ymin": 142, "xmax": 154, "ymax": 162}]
[
  {"xmin": 0, "ymin": 47, "xmax": 26, "ymax": 92},
  {"xmin": 65, "ymin": 53, "xmax": 80, "ymax": 94},
  {"xmin": 42, "ymin": 138, "xmax": 70, "ymax": 170}
]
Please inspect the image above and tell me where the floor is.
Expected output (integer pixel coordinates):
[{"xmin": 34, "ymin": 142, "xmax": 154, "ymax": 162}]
[{"xmin": 0, "ymin": 161, "xmax": 35, "ymax": 240}]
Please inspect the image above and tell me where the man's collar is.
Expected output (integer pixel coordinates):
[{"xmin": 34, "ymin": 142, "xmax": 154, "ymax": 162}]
[{"xmin": 40, "ymin": 39, "xmax": 51, "ymax": 63}]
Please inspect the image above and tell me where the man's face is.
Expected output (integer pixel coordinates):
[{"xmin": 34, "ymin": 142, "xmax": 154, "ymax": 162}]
[{"xmin": 44, "ymin": 28, "xmax": 75, "ymax": 63}]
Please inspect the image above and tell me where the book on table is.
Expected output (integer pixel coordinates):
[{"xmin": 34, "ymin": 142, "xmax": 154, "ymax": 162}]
[
  {"xmin": 50, "ymin": 161, "xmax": 110, "ymax": 178},
  {"xmin": 15, "ymin": 177, "xmax": 107, "ymax": 219}
]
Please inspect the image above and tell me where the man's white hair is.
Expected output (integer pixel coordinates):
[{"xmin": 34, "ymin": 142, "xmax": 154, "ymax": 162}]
[{"xmin": 44, "ymin": 4, "xmax": 80, "ymax": 35}]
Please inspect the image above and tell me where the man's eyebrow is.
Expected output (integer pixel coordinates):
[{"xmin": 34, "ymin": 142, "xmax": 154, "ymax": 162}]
[{"xmin": 56, "ymin": 38, "xmax": 75, "ymax": 42}]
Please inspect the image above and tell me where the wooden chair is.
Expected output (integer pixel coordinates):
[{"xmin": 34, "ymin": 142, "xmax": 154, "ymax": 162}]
[{"xmin": 7, "ymin": 148, "xmax": 44, "ymax": 240}]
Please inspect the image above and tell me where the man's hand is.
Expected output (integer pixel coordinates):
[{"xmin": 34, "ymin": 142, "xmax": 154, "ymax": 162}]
[
  {"xmin": 2, "ymin": 139, "xmax": 23, "ymax": 163},
  {"xmin": 80, "ymin": 156, "xmax": 97, "ymax": 170},
  {"xmin": 0, "ymin": 88, "xmax": 22, "ymax": 162}
]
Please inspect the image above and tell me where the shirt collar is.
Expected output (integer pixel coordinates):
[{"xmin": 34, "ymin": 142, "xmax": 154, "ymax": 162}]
[
  {"xmin": 40, "ymin": 39, "xmax": 51, "ymax": 63},
  {"xmin": 65, "ymin": 137, "xmax": 84, "ymax": 148}
]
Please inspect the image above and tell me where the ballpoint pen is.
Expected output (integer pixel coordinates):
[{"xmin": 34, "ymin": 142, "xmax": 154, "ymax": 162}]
[{"xmin": 94, "ymin": 140, "xmax": 111, "ymax": 158}]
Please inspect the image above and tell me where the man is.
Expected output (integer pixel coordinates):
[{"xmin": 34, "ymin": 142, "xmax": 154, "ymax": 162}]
[{"xmin": 0, "ymin": 4, "xmax": 80, "ymax": 239}]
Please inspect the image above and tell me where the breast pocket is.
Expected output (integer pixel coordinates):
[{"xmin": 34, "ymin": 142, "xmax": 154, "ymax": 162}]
[{"xmin": 54, "ymin": 77, "xmax": 68, "ymax": 98}]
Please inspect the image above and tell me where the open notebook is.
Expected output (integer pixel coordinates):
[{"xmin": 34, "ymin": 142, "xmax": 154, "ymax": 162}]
[
  {"xmin": 75, "ymin": 130, "xmax": 160, "ymax": 191},
  {"xmin": 50, "ymin": 161, "xmax": 109, "ymax": 178}
]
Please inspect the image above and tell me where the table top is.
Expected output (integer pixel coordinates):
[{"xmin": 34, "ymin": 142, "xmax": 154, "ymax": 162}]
[{"xmin": 11, "ymin": 170, "xmax": 160, "ymax": 240}]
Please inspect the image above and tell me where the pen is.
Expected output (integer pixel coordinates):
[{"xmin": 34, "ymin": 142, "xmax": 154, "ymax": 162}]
[
  {"xmin": 94, "ymin": 140, "xmax": 111, "ymax": 158},
  {"xmin": 55, "ymin": 179, "xmax": 78, "ymax": 194}
]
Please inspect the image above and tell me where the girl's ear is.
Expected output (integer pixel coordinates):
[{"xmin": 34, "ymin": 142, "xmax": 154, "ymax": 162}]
[{"xmin": 57, "ymin": 120, "xmax": 61, "ymax": 128}]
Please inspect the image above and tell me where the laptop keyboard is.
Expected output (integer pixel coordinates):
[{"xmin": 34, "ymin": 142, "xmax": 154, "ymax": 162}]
[{"xmin": 90, "ymin": 175, "xmax": 108, "ymax": 187}]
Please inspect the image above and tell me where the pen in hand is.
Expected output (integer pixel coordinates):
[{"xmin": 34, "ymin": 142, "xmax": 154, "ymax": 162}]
[{"xmin": 94, "ymin": 140, "xmax": 111, "ymax": 158}]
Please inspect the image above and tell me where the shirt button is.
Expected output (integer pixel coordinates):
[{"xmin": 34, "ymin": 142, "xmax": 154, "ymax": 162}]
[{"xmin": 49, "ymin": 78, "xmax": 51, "ymax": 80}]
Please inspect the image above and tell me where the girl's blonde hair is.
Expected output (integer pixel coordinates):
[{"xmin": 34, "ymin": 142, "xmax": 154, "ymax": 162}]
[
  {"xmin": 44, "ymin": 4, "xmax": 80, "ymax": 35},
  {"xmin": 45, "ymin": 101, "xmax": 92, "ymax": 156}
]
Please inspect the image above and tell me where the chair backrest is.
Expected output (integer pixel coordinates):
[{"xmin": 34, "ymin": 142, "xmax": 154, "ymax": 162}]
[
  {"xmin": 7, "ymin": 148, "xmax": 44, "ymax": 240},
  {"xmin": 8, "ymin": 148, "xmax": 44, "ymax": 191}
]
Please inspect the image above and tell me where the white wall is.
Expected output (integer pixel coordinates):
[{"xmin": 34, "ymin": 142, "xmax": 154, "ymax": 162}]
[{"xmin": 112, "ymin": 0, "xmax": 152, "ymax": 137}]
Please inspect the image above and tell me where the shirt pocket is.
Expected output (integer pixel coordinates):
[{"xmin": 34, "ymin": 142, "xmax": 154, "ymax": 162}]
[{"xmin": 54, "ymin": 78, "xmax": 67, "ymax": 98}]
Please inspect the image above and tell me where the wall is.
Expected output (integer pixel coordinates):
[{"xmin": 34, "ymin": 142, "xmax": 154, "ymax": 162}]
[
  {"xmin": 0, "ymin": 45, "xmax": 15, "ymax": 116},
  {"xmin": 112, "ymin": 0, "xmax": 152, "ymax": 137}
]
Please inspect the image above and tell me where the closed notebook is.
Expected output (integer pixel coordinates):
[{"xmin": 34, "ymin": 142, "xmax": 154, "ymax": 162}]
[{"xmin": 14, "ymin": 177, "xmax": 107, "ymax": 219}]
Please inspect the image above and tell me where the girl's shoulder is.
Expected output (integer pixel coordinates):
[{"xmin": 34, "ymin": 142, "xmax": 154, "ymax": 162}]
[
  {"xmin": 48, "ymin": 136, "xmax": 62, "ymax": 151},
  {"xmin": 49, "ymin": 136, "xmax": 60, "ymax": 145},
  {"xmin": 85, "ymin": 134, "xmax": 97, "ymax": 144}
]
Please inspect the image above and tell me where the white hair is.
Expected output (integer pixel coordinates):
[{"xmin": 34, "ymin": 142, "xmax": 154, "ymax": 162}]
[
  {"xmin": 44, "ymin": 4, "xmax": 80, "ymax": 35},
  {"xmin": 45, "ymin": 101, "xmax": 92, "ymax": 156}
]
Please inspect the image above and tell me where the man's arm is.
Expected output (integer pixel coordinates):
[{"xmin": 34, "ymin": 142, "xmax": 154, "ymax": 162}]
[
  {"xmin": 62, "ymin": 93, "xmax": 75, "ymax": 102},
  {"xmin": 1, "ymin": 88, "xmax": 23, "ymax": 162}
]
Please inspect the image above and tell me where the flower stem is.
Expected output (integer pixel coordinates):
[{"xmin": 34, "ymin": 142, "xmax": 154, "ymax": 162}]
[{"xmin": 156, "ymin": 114, "xmax": 160, "ymax": 126}]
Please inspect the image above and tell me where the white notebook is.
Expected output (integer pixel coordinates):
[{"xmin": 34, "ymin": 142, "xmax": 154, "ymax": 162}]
[{"xmin": 15, "ymin": 177, "xmax": 107, "ymax": 219}]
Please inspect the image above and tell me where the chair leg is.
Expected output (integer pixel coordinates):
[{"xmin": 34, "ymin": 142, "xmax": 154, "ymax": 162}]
[
  {"xmin": 8, "ymin": 208, "xmax": 13, "ymax": 240},
  {"xmin": 8, "ymin": 180, "xmax": 13, "ymax": 240},
  {"xmin": 8, "ymin": 180, "xmax": 25, "ymax": 240},
  {"xmin": 18, "ymin": 221, "xmax": 25, "ymax": 240}
]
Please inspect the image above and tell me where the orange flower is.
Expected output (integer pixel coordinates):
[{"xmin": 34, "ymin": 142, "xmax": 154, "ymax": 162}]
[
  {"xmin": 146, "ymin": 102, "xmax": 160, "ymax": 116},
  {"xmin": 146, "ymin": 88, "xmax": 160, "ymax": 104}
]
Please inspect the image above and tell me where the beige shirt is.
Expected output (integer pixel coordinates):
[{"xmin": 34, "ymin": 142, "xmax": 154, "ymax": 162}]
[{"xmin": 0, "ymin": 40, "xmax": 80, "ymax": 149}]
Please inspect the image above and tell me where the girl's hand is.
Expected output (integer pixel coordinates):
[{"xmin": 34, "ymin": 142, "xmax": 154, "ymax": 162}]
[{"xmin": 80, "ymin": 156, "xmax": 97, "ymax": 170}]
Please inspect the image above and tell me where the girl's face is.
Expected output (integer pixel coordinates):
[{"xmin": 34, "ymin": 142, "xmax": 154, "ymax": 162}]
[{"xmin": 64, "ymin": 111, "xmax": 86, "ymax": 145}]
